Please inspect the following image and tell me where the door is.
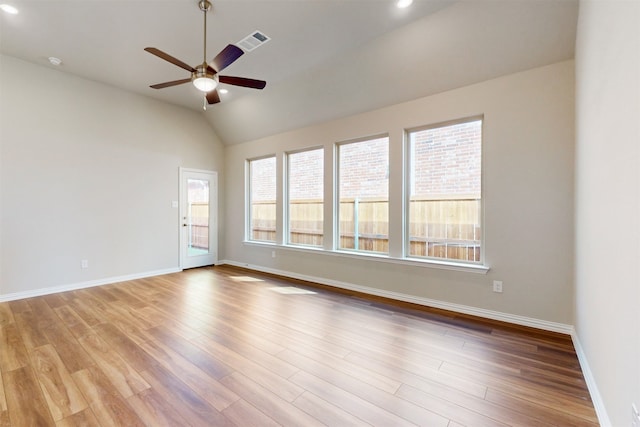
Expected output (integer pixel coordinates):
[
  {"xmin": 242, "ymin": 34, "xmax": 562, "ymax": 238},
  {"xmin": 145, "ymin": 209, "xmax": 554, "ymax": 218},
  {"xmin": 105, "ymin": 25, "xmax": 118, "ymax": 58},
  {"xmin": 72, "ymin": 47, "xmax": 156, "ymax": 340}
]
[{"xmin": 180, "ymin": 168, "xmax": 217, "ymax": 269}]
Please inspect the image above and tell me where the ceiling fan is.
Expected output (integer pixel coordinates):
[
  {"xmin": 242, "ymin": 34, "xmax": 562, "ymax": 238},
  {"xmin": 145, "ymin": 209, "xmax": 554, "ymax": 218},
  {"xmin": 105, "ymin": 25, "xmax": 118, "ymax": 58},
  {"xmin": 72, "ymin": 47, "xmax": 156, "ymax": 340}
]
[{"xmin": 144, "ymin": 0, "xmax": 266, "ymax": 108}]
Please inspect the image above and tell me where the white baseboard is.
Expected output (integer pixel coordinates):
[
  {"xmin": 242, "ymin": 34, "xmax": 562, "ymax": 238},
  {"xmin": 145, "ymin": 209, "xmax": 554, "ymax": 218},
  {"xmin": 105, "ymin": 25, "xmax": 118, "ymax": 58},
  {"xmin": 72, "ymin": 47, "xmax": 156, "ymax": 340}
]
[
  {"xmin": 571, "ymin": 333, "xmax": 611, "ymax": 427},
  {"xmin": 219, "ymin": 259, "xmax": 573, "ymax": 335},
  {"xmin": 0, "ymin": 267, "xmax": 182, "ymax": 303}
]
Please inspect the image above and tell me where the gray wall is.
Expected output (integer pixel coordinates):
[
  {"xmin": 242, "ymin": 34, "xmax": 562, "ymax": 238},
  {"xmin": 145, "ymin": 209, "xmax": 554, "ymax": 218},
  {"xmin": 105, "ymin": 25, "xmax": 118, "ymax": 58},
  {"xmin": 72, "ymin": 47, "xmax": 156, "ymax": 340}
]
[
  {"xmin": 224, "ymin": 60, "xmax": 575, "ymax": 326},
  {"xmin": 0, "ymin": 55, "xmax": 225, "ymax": 297},
  {"xmin": 575, "ymin": 1, "xmax": 640, "ymax": 425}
]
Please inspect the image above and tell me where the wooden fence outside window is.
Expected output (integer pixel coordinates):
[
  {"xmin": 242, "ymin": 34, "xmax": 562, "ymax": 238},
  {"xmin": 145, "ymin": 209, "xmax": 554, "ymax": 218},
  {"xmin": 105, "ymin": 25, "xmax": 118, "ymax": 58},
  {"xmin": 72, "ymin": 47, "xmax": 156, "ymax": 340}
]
[{"xmin": 251, "ymin": 198, "xmax": 481, "ymax": 262}]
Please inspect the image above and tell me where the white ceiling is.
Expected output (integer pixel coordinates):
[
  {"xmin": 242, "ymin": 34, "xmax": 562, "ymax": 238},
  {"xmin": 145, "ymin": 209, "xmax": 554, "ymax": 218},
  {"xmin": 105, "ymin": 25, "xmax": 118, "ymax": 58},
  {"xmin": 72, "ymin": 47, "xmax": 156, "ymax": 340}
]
[{"xmin": 0, "ymin": 0, "xmax": 578, "ymax": 145}]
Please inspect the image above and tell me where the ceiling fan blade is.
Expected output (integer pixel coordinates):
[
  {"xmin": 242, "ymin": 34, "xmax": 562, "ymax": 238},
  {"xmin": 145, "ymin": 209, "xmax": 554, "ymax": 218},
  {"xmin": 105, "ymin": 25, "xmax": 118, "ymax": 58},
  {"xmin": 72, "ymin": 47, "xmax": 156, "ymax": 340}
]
[
  {"xmin": 149, "ymin": 78, "xmax": 192, "ymax": 89},
  {"xmin": 206, "ymin": 89, "xmax": 221, "ymax": 105},
  {"xmin": 219, "ymin": 75, "xmax": 266, "ymax": 90},
  {"xmin": 144, "ymin": 47, "xmax": 196, "ymax": 73},
  {"xmin": 210, "ymin": 44, "xmax": 244, "ymax": 73}
]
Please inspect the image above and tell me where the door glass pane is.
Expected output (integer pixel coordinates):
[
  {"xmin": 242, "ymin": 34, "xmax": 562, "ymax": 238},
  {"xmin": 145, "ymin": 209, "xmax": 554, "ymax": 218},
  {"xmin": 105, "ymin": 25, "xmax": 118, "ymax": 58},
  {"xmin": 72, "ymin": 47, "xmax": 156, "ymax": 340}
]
[{"xmin": 187, "ymin": 178, "xmax": 209, "ymax": 256}]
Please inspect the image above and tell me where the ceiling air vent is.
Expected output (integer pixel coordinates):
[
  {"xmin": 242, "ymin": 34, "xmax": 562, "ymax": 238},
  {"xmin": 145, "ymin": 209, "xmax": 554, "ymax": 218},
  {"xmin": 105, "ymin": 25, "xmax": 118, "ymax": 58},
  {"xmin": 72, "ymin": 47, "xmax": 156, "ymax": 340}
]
[{"xmin": 237, "ymin": 31, "xmax": 270, "ymax": 52}]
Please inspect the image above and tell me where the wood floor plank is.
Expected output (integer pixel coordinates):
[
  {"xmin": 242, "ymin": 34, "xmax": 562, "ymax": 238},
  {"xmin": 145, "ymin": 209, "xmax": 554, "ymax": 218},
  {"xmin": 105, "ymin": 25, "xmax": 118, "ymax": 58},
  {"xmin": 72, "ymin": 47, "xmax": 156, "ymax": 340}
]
[
  {"xmin": 68, "ymin": 293, "xmax": 106, "ymax": 326},
  {"xmin": 439, "ymin": 360, "xmax": 599, "ymax": 422},
  {"xmin": 145, "ymin": 326, "xmax": 234, "ymax": 380},
  {"xmin": 42, "ymin": 294, "xmax": 68, "ymax": 309},
  {"xmin": 26, "ymin": 298, "xmax": 60, "ymax": 327},
  {"xmin": 222, "ymin": 399, "xmax": 282, "ymax": 427},
  {"xmin": 30, "ymin": 344, "xmax": 88, "ymax": 421},
  {"xmin": 104, "ymin": 303, "xmax": 156, "ymax": 331},
  {"xmin": 293, "ymin": 391, "xmax": 372, "ymax": 427},
  {"xmin": 191, "ymin": 332, "xmax": 305, "ymax": 403},
  {"xmin": 93, "ymin": 307, "xmax": 153, "ymax": 346},
  {"xmin": 126, "ymin": 389, "xmax": 191, "ymax": 427},
  {"xmin": 92, "ymin": 322, "xmax": 157, "ymax": 373},
  {"xmin": 189, "ymin": 323, "xmax": 299, "ymax": 379},
  {"xmin": 0, "ymin": 304, "xmax": 14, "ymax": 327},
  {"xmin": 485, "ymin": 388, "xmax": 600, "ymax": 427},
  {"xmin": 397, "ymin": 379, "xmax": 552, "ymax": 427},
  {"xmin": 40, "ymin": 321, "xmax": 96, "ymax": 374},
  {"xmin": 53, "ymin": 306, "xmax": 93, "ymax": 339},
  {"xmin": 77, "ymin": 333, "xmax": 149, "ymax": 398},
  {"xmin": 72, "ymin": 367, "xmax": 145, "ymax": 427},
  {"xmin": 55, "ymin": 408, "xmax": 101, "ymax": 427},
  {"xmin": 395, "ymin": 383, "xmax": 508, "ymax": 427},
  {"xmin": 67, "ymin": 292, "xmax": 114, "ymax": 328},
  {"xmin": 139, "ymin": 362, "xmax": 235, "ymax": 427},
  {"xmin": 197, "ymin": 312, "xmax": 287, "ymax": 356},
  {"xmin": 344, "ymin": 350, "xmax": 488, "ymax": 399},
  {"xmin": 0, "ymin": 370, "xmax": 7, "ymax": 412},
  {"xmin": 4, "ymin": 366, "xmax": 56, "ymax": 426},
  {"xmin": 283, "ymin": 343, "xmax": 403, "ymax": 394},
  {"xmin": 6, "ymin": 299, "xmax": 30, "ymax": 315},
  {"xmin": 289, "ymin": 370, "xmax": 424, "ymax": 427},
  {"xmin": 282, "ymin": 349, "xmax": 449, "ymax": 427},
  {"xmin": 137, "ymin": 336, "xmax": 240, "ymax": 412},
  {"xmin": 0, "ymin": 324, "xmax": 28, "ymax": 372},
  {"xmin": 13, "ymin": 309, "xmax": 50, "ymax": 350},
  {"xmin": 220, "ymin": 371, "xmax": 325, "ymax": 427}
]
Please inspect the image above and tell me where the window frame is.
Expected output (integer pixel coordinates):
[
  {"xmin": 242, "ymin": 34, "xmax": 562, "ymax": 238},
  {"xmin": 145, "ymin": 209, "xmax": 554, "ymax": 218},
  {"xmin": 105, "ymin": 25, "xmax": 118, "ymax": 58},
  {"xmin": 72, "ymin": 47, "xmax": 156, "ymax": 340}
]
[
  {"xmin": 404, "ymin": 115, "xmax": 484, "ymax": 265},
  {"xmin": 335, "ymin": 134, "xmax": 390, "ymax": 255},
  {"xmin": 285, "ymin": 146, "xmax": 325, "ymax": 248},
  {"xmin": 246, "ymin": 155, "xmax": 278, "ymax": 243}
]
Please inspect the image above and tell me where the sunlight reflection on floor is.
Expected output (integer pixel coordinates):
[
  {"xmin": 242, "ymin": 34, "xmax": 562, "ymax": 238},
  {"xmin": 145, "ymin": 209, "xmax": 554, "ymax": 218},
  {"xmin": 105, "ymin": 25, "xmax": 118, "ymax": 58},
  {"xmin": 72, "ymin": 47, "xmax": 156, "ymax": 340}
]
[{"xmin": 229, "ymin": 276, "xmax": 265, "ymax": 282}]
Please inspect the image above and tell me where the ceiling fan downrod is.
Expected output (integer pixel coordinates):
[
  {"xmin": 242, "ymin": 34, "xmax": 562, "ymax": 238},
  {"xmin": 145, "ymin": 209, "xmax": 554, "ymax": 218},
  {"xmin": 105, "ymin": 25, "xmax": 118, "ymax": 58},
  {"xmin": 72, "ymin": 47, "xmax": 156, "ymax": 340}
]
[{"xmin": 199, "ymin": 0, "xmax": 212, "ymax": 65}]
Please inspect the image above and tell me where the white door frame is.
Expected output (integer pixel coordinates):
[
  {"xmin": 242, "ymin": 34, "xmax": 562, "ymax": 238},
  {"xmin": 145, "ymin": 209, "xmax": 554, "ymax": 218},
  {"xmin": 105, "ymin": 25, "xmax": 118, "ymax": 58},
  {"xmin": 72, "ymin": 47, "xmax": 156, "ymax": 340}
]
[{"xmin": 179, "ymin": 167, "xmax": 218, "ymax": 269}]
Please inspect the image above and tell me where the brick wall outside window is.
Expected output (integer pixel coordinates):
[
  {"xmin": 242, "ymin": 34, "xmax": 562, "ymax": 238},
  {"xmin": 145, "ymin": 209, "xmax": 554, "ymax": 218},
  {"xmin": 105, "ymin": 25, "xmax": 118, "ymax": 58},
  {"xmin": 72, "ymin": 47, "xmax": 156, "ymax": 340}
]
[
  {"xmin": 411, "ymin": 120, "xmax": 481, "ymax": 198},
  {"xmin": 339, "ymin": 136, "xmax": 389, "ymax": 200}
]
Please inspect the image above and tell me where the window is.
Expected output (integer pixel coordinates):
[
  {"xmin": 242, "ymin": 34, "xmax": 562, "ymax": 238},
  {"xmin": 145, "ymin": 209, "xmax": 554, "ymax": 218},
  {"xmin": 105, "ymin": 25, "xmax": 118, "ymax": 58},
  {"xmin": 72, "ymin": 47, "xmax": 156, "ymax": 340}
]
[
  {"xmin": 287, "ymin": 148, "xmax": 324, "ymax": 247},
  {"xmin": 248, "ymin": 156, "xmax": 276, "ymax": 242},
  {"xmin": 407, "ymin": 117, "xmax": 482, "ymax": 262},
  {"xmin": 337, "ymin": 136, "xmax": 389, "ymax": 254}
]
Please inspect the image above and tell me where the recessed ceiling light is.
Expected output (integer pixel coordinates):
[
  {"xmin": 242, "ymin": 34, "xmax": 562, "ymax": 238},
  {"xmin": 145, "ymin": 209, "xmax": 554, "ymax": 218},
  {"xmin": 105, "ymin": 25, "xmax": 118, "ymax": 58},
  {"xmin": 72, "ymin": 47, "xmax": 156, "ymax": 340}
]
[
  {"xmin": 48, "ymin": 57, "xmax": 63, "ymax": 66},
  {"xmin": 219, "ymin": 88, "xmax": 228, "ymax": 94},
  {"xmin": 396, "ymin": 0, "xmax": 413, "ymax": 8},
  {"xmin": 0, "ymin": 4, "xmax": 18, "ymax": 14}
]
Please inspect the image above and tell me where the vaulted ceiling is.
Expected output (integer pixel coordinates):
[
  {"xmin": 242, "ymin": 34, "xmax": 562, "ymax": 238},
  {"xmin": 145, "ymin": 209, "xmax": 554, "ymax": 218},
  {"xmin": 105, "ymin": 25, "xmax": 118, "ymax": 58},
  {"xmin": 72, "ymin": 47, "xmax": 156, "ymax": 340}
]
[{"xmin": 0, "ymin": 0, "xmax": 578, "ymax": 144}]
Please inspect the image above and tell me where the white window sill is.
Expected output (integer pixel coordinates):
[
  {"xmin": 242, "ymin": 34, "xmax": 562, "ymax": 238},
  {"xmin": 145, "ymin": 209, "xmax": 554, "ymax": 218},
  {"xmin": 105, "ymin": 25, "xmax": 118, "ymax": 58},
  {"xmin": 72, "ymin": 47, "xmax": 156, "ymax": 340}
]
[{"xmin": 242, "ymin": 241, "xmax": 489, "ymax": 274}]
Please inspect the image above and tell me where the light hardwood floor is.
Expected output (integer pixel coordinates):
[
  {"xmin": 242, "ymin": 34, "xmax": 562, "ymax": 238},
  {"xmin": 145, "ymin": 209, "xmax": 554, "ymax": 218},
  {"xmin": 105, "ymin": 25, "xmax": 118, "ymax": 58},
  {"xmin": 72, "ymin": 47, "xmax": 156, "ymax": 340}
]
[{"xmin": 0, "ymin": 265, "xmax": 598, "ymax": 426}]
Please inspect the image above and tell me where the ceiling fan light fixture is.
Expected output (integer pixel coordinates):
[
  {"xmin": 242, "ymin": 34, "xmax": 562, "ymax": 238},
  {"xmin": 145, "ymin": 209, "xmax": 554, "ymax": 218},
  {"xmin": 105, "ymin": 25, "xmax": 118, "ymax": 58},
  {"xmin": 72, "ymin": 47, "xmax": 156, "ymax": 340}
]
[
  {"xmin": 193, "ymin": 76, "xmax": 218, "ymax": 92},
  {"xmin": 192, "ymin": 65, "xmax": 219, "ymax": 92}
]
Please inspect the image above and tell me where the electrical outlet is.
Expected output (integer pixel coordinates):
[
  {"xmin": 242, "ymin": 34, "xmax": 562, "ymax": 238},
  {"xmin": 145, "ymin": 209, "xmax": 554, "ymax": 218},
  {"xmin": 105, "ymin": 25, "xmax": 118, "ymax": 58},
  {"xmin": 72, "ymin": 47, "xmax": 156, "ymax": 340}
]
[
  {"xmin": 271, "ymin": 250, "xmax": 276, "ymax": 258},
  {"xmin": 81, "ymin": 259, "xmax": 89, "ymax": 269},
  {"xmin": 632, "ymin": 403, "xmax": 640, "ymax": 427},
  {"xmin": 493, "ymin": 280, "xmax": 503, "ymax": 293}
]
